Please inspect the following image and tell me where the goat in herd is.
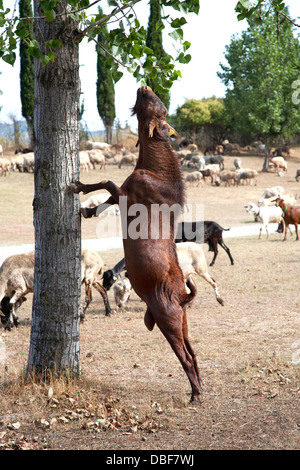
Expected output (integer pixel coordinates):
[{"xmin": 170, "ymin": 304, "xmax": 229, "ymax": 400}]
[
  {"xmin": 274, "ymin": 198, "xmax": 300, "ymax": 241},
  {"xmin": 71, "ymin": 86, "xmax": 202, "ymax": 402}
]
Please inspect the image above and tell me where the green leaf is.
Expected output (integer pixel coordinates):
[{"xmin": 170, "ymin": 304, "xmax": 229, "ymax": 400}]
[
  {"xmin": 41, "ymin": 54, "xmax": 50, "ymax": 65},
  {"xmin": 44, "ymin": 9, "xmax": 56, "ymax": 22},
  {"xmin": 112, "ymin": 70, "xmax": 123, "ymax": 83},
  {"xmin": 47, "ymin": 39, "xmax": 61, "ymax": 49},
  {"xmin": 2, "ymin": 51, "xmax": 16, "ymax": 65}
]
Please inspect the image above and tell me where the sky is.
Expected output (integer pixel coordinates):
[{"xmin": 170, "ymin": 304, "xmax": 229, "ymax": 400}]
[{"xmin": 0, "ymin": 0, "xmax": 299, "ymax": 133}]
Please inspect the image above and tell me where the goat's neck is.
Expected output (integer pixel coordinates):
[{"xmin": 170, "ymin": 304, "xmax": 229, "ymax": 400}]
[{"xmin": 136, "ymin": 138, "xmax": 179, "ymax": 178}]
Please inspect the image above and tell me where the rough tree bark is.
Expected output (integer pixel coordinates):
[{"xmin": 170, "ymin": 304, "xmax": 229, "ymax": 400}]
[{"xmin": 27, "ymin": 1, "xmax": 81, "ymax": 377}]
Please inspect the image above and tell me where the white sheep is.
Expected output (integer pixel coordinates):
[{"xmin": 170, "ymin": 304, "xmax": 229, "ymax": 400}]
[
  {"xmin": 176, "ymin": 242, "xmax": 224, "ymax": 306},
  {"xmin": 86, "ymin": 141, "xmax": 111, "ymax": 151},
  {"xmin": 0, "ymin": 157, "xmax": 11, "ymax": 176},
  {"xmin": 217, "ymin": 170, "xmax": 238, "ymax": 186},
  {"xmin": 0, "ymin": 249, "xmax": 112, "ymax": 330},
  {"xmin": 81, "ymin": 193, "xmax": 120, "ymax": 216},
  {"xmin": 185, "ymin": 171, "xmax": 203, "ymax": 186},
  {"xmin": 111, "ymin": 243, "xmax": 224, "ymax": 307},
  {"xmin": 269, "ymin": 156, "xmax": 287, "ymax": 172},
  {"xmin": 257, "ymin": 186, "xmax": 285, "ymax": 206},
  {"xmin": 79, "ymin": 151, "xmax": 93, "ymax": 172},
  {"xmin": 244, "ymin": 202, "xmax": 284, "ymax": 239},
  {"xmin": 113, "ymin": 276, "xmax": 132, "ymax": 308},
  {"xmin": 237, "ymin": 169, "xmax": 258, "ymax": 185},
  {"xmin": 22, "ymin": 153, "xmax": 34, "ymax": 172},
  {"xmin": 81, "ymin": 248, "xmax": 112, "ymax": 320},
  {"xmin": 118, "ymin": 153, "xmax": 138, "ymax": 168},
  {"xmin": 88, "ymin": 150, "xmax": 105, "ymax": 170},
  {"xmin": 0, "ymin": 251, "xmax": 34, "ymax": 330}
]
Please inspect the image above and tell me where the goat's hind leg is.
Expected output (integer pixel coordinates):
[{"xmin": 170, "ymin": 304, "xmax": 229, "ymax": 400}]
[{"xmin": 153, "ymin": 302, "xmax": 202, "ymax": 402}]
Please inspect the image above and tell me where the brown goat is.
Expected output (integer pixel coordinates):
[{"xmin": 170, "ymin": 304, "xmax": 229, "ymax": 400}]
[
  {"xmin": 71, "ymin": 86, "xmax": 202, "ymax": 401},
  {"xmin": 275, "ymin": 198, "xmax": 300, "ymax": 241}
]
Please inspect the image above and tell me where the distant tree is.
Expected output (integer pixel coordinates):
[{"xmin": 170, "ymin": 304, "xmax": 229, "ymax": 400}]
[
  {"xmin": 19, "ymin": 0, "xmax": 34, "ymax": 148},
  {"xmin": 145, "ymin": 0, "xmax": 170, "ymax": 109},
  {"xmin": 96, "ymin": 7, "xmax": 115, "ymax": 144},
  {"xmin": 218, "ymin": 7, "xmax": 300, "ymax": 170},
  {"xmin": 170, "ymin": 97, "xmax": 227, "ymax": 144}
]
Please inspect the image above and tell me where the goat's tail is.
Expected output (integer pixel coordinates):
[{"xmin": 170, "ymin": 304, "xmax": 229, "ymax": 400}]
[{"xmin": 181, "ymin": 276, "xmax": 197, "ymax": 308}]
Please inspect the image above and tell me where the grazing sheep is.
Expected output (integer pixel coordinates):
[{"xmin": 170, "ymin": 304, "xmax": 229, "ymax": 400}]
[
  {"xmin": 185, "ymin": 171, "xmax": 203, "ymax": 186},
  {"xmin": 269, "ymin": 156, "xmax": 287, "ymax": 172},
  {"xmin": 0, "ymin": 157, "xmax": 11, "ymax": 176},
  {"xmin": 86, "ymin": 141, "xmax": 111, "ymax": 151},
  {"xmin": 204, "ymin": 155, "xmax": 224, "ymax": 170},
  {"xmin": 22, "ymin": 153, "xmax": 34, "ymax": 172},
  {"xmin": 0, "ymin": 249, "xmax": 112, "ymax": 330},
  {"xmin": 223, "ymin": 143, "xmax": 240, "ymax": 155},
  {"xmin": 112, "ymin": 243, "xmax": 224, "ymax": 308},
  {"xmin": 245, "ymin": 203, "xmax": 284, "ymax": 239},
  {"xmin": 81, "ymin": 193, "xmax": 120, "ymax": 218},
  {"xmin": 257, "ymin": 186, "xmax": 285, "ymax": 206},
  {"xmin": 176, "ymin": 242, "xmax": 224, "ymax": 306},
  {"xmin": 237, "ymin": 169, "xmax": 258, "ymax": 185},
  {"xmin": 81, "ymin": 248, "xmax": 112, "ymax": 320},
  {"xmin": 113, "ymin": 276, "xmax": 132, "ymax": 308},
  {"xmin": 88, "ymin": 150, "xmax": 105, "ymax": 170},
  {"xmin": 11, "ymin": 155, "xmax": 24, "ymax": 172},
  {"xmin": 217, "ymin": 170, "xmax": 238, "ymax": 186},
  {"xmin": 79, "ymin": 151, "xmax": 92, "ymax": 172},
  {"xmin": 0, "ymin": 251, "xmax": 34, "ymax": 330},
  {"xmin": 187, "ymin": 153, "xmax": 205, "ymax": 170},
  {"xmin": 118, "ymin": 153, "xmax": 138, "ymax": 168}
]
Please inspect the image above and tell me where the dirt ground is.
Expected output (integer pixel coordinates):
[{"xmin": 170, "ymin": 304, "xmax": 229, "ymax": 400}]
[{"xmin": 0, "ymin": 148, "xmax": 299, "ymax": 451}]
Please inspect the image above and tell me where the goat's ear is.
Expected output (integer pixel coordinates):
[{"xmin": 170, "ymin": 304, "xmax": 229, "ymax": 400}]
[
  {"xmin": 149, "ymin": 118, "xmax": 158, "ymax": 137},
  {"xmin": 166, "ymin": 123, "xmax": 179, "ymax": 138}
]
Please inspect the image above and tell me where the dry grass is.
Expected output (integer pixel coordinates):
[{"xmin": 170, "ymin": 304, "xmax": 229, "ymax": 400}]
[{"xmin": 0, "ymin": 148, "xmax": 300, "ymax": 450}]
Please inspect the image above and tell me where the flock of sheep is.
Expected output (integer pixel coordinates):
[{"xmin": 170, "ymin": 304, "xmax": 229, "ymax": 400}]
[
  {"xmin": 179, "ymin": 143, "xmax": 293, "ymax": 188},
  {"xmin": 0, "ymin": 139, "xmax": 300, "ymax": 331}
]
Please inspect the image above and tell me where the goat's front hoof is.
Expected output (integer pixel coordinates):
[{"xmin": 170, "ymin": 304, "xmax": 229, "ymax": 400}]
[
  {"xmin": 80, "ymin": 207, "xmax": 96, "ymax": 219},
  {"xmin": 70, "ymin": 180, "xmax": 84, "ymax": 194}
]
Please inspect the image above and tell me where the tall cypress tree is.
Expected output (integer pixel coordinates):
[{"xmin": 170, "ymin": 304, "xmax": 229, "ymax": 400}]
[
  {"xmin": 96, "ymin": 7, "xmax": 115, "ymax": 144},
  {"xmin": 146, "ymin": 0, "xmax": 170, "ymax": 110},
  {"xmin": 19, "ymin": 0, "xmax": 34, "ymax": 148}
]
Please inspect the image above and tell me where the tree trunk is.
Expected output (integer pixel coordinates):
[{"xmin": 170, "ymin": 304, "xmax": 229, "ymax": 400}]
[
  {"xmin": 27, "ymin": 1, "xmax": 81, "ymax": 377},
  {"xmin": 262, "ymin": 146, "xmax": 270, "ymax": 172}
]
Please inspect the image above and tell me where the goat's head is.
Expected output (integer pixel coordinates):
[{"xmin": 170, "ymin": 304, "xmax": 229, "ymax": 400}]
[
  {"xmin": 244, "ymin": 203, "xmax": 256, "ymax": 213},
  {"xmin": 274, "ymin": 197, "xmax": 283, "ymax": 207},
  {"xmin": 132, "ymin": 86, "xmax": 178, "ymax": 140}
]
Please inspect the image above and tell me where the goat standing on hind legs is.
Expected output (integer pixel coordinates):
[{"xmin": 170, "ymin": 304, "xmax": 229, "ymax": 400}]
[{"xmin": 71, "ymin": 86, "xmax": 202, "ymax": 402}]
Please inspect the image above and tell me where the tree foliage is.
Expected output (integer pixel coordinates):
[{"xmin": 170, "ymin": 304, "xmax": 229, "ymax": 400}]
[
  {"xmin": 0, "ymin": 0, "xmax": 200, "ymax": 94},
  {"xmin": 218, "ymin": 7, "xmax": 300, "ymax": 144},
  {"xmin": 170, "ymin": 97, "xmax": 227, "ymax": 143},
  {"xmin": 96, "ymin": 6, "xmax": 115, "ymax": 144},
  {"xmin": 19, "ymin": 0, "xmax": 34, "ymax": 147},
  {"xmin": 145, "ymin": 0, "xmax": 170, "ymax": 109}
]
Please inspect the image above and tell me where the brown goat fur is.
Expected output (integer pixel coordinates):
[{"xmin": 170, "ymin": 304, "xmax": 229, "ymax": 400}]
[
  {"xmin": 71, "ymin": 86, "xmax": 202, "ymax": 401},
  {"xmin": 275, "ymin": 198, "xmax": 300, "ymax": 241}
]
